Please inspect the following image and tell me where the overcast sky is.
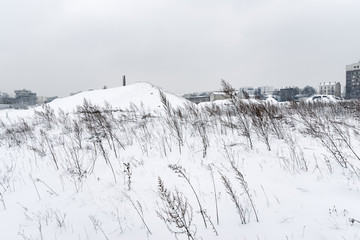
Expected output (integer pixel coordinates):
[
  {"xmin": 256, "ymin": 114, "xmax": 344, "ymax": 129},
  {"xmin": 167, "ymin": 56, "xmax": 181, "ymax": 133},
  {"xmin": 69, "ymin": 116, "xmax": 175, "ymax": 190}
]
[{"xmin": 1, "ymin": 0, "xmax": 360, "ymax": 97}]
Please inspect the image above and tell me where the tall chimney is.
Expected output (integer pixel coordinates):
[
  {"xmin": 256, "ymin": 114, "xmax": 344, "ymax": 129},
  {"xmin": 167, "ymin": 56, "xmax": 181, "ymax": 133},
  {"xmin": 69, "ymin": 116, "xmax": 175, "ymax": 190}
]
[{"xmin": 122, "ymin": 75, "xmax": 126, "ymax": 86}]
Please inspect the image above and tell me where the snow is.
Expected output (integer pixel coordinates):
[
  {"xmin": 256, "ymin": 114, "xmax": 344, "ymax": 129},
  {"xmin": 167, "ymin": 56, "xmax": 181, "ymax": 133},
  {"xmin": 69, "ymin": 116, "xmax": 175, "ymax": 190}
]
[
  {"xmin": 304, "ymin": 95, "xmax": 342, "ymax": 103},
  {"xmin": 0, "ymin": 82, "xmax": 191, "ymax": 123},
  {"xmin": 47, "ymin": 82, "xmax": 190, "ymax": 113},
  {"xmin": 265, "ymin": 96, "xmax": 278, "ymax": 104},
  {"xmin": 0, "ymin": 82, "xmax": 359, "ymax": 240}
]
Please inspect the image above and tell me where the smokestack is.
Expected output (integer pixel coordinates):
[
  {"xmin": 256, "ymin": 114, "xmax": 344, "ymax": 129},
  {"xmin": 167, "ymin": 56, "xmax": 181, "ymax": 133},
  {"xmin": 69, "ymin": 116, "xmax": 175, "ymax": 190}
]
[{"xmin": 122, "ymin": 75, "xmax": 126, "ymax": 86}]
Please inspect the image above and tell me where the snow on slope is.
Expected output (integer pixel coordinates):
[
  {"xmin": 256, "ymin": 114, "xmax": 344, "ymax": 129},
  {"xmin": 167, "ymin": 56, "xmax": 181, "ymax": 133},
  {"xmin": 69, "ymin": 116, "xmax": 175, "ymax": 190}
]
[
  {"xmin": 0, "ymin": 84, "xmax": 360, "ymax": 240},
  {"xmin": 0, "ymin": 82, "xmax": 191, "ymax": 122},
  {"xmin": 47, "ymin": 82, "xmax": 190, "ymax": 113}
]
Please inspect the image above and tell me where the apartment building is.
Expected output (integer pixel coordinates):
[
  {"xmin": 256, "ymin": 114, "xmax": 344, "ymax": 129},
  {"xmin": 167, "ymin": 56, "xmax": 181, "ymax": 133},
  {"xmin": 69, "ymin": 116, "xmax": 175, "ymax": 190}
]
[
  {"xmin": 345, "ymin": 61, "xmax": 360, "ymax": 99},
  {"xmin": 319, "ymin": 82, "xmax": 341, "ymax": 97}
]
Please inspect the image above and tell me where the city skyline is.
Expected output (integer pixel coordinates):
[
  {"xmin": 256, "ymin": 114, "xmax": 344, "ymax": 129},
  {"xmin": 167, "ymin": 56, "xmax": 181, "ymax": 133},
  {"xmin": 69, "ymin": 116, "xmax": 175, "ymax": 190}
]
[{"xmin": 1, "ymin": 0, "xmax": 360, "ymax": 97}]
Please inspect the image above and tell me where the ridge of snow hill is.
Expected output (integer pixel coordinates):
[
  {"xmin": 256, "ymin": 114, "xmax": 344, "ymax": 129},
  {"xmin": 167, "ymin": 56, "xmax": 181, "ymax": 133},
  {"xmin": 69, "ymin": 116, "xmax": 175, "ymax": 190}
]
[{"xmin": 47, "ymin": 82, "xmax": 191, "ymax": 113}]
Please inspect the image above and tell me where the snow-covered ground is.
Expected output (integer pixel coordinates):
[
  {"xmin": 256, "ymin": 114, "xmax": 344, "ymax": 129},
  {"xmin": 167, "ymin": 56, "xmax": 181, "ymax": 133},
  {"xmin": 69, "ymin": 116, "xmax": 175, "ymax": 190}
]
[{"xmin": 0, "ymin": 82, "xmax": 359, "ymax": 240}]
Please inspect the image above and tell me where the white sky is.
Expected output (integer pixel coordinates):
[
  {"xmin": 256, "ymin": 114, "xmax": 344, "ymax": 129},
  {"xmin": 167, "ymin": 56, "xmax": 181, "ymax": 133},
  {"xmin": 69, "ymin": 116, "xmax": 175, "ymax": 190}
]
[{"xmin": 1, "ymin": 0, "xmax": 360, "ymax": 97}]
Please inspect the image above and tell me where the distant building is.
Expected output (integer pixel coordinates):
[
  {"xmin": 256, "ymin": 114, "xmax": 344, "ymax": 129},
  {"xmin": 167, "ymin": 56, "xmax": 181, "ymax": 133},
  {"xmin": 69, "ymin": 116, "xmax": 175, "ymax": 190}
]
[
  {"xmin": 239, "ymin": 87, "xmax": 255, "ymax": 99},
  {"xmin": 319, "ymin": 82, "xmax": 341, "ymax": 97},
  {"xmin": 183, "ymin": 92, "xmax": 210, "ymax": 104},
  {"xmin": 0, "ymin": 92, "xmax": 15, "ymax": 105},
  {"xmin": 259, "ymin": 86, "xmax": 274, "ymax": 95},
  {"xmin": 14, "ymin": 89, "xmax": 37, "ymax": 106},
  {"xmin": 210, "ymin": 91, "xmax": 230, "ymax": 102},
  {"xmin": 345, "ymin": 61, "xmax": 360, "ymax": 99},
  {"xmin": 0, "ymin": 89, "xmax": 39, "ymax": 109}
]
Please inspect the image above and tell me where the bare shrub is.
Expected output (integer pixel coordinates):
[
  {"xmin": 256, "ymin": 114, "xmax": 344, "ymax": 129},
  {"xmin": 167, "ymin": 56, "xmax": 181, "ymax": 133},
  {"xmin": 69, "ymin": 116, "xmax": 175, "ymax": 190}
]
[
  {"xmin": 62, "ymin": 142, "xmax": 88, "ymax": 185},
  {"xmin": 160, "ymin": 90, "xmax": 184, "ymax": 154},
  {"xmin": 72, "ymin": 119, "xmax": 83, "ymax": 150},
  {"xmin": 282, "ymin": 129, "xmax": 308, "ymax": 172},
  {"xmin": 262, "ymin": 102, "xmax": 286, "ymax": 139},
  {"xmin": 76, "ymin": 99, "xmax": 118, "ymax": 182},
  {"xmin": 173, "ymin": 101, "xmax": 211, "ymax": 158},
  {"xmin": 230, "ymin": 161, "xmax": 259, "ymax": 222},
  {"xmin": 2, "ymin": 118, "xmax": 33, "ymax": 147},
  {"xmin": 221, "ymin": 80, "xmax": 254, "ymax": 149},
  {"xmin": 40, "ymin": 130, "xmax": 59, "ymax": 170},
  {"xmin": 34, "ymin": 104, "xmax": 56, "ymax": 129},
  {"xmin": 248, "ymin": 103, "xmax": 272, "ymax": 151},
  {"xmin": 295, "ymin": 102, "xmax": 358, "ymax": 173},
  {"xmin": 157, "ymin": 177, "xmax": 196, "ymax": 240},
  {"xmin": 220, "ymin": 173, "xmax": 247, "ymax": 224},
  {"xmin": 169, "ymin": 164, "xmax": 207, "ymax": 228}
]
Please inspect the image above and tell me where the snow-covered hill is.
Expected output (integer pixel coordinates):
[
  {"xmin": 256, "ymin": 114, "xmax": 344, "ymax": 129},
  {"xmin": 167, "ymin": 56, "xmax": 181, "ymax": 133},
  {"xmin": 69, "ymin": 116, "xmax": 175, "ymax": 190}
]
[
  {"xmin": 0, "ymin": 83, "xmax": 359, "ymax": 240},
  {"xmin": 0, "ymin": 82, "xmax": 191, "ymax": 122},
  {"xmin": 47, "ymin": 82, "xmax": 190, "ymax": 113}
]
